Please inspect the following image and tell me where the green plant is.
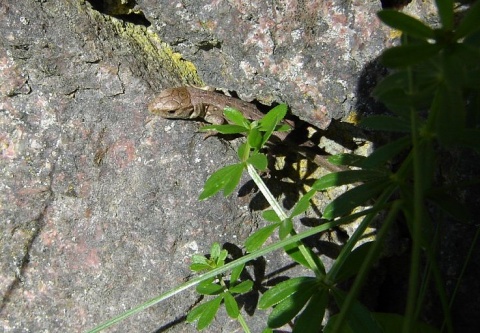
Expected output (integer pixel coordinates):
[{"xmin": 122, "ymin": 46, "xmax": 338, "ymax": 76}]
[
  {"xmin": 193, "ymin": 104, "xmax": 400, "ymax": 333},
  {"xmin": 187, "ymin": 242, "xmax": 254, "ymax": 331},
  {"xmin": 87, "ymin": 1, "xmax": 480, "ymax": 332}
]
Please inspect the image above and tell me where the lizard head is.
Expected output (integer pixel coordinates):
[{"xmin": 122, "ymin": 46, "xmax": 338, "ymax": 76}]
[{"xmin": 148, "ymin": 87, "xmax": 195, "ymax": 119}]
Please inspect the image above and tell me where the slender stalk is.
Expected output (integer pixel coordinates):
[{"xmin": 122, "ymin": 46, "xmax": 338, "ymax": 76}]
[
  {"xmin": 237, "ymin": 313, "xmax": 251, "ymax": 333},
  {"xmin": 328, "ymin": 192, "xmax": 399, "ymax": 333},
  {"xmin": 327, "ymin": 185, "xmax": 395, "ymax": 282},
  {"xmin": 246, "ymin": 164, "xmax": 323, "ymax": 277},
  {"xmin": 403, "ymin": 65, "xmax": 423, "ymax": 333},
  {"xmin": 247, "ymin": 164, "xmax": 287, "ymax": 220},
  {"xmin": 441, "ymin": 226, "xmax": 480, "ymax": 332}
]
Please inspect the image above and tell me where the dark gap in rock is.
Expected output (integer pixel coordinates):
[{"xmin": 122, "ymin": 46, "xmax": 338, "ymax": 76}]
[
  {"xmin": 196, "ymin": 39, "xmax": 222, "ymax": 51},
  {"xmin": 85, "ymin": 0, "xmax": 104, "ymax": 12},
  {"xmin": 85, "ymin": 0, "xmax": 151, "ymax": 27},
  {"xmin": 114, "ymin": 13, "xmax": 151, "ymax": 27},
  {"xmin": 380, "ymin": 0, "xmax": 412, "ymax": 9}
]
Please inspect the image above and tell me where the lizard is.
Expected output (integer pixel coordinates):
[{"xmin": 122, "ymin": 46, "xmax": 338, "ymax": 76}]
[
  {"xmin": 148, "ymin": 86, "xmax": 269, "ymax": 126},
  {"xmin": 148, "ymin": 86, "xmax": 346, "ymax": 173}
]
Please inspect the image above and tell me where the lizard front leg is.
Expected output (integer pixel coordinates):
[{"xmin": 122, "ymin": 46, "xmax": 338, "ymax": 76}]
[
  {"xmin": 203, "ymin": 104, "xmax": 227, "ymax": 125},
  {"xmin": 196, "ymin": 104, "xmax": 227, "ymax": 139}
]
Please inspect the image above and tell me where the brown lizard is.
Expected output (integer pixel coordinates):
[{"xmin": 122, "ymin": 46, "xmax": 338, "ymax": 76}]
[{"xmin": 148, "ymin": 86, "xmax": 346, "ymax": 173}]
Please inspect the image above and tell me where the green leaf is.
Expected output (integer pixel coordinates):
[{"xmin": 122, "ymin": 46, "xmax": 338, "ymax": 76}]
[
  {"xmin": 358, "ymin": 136, "xmax": 410, "ymax": 169},
  {"xmin": 372, "ymin": 66, "xmax": 440, "ymax": 113},
  {"xmin": 284, "ymin": 243, "xmax": 308, "ymax": 268},
  {"xmin": 247, "ymin": 126, "xmax": 263, "ymax": 150},
  {"xmin": 372, "ymin": 71, "xmax": 408, "ymax": 96},
  {"xmin": 312, "ymin": 170, "xmax": 387, "ymax": 190},
  {"xmin": 266, "ymin": 278, "xmax": 320, "ymax": 328},
  {"xmin": 292, "ymin": 289, "xmax": 329, "ymax": 333},
  {"xmin": 259, "ymin": 104, "xmax": 288, "ymax": 145},
  {"xmin": 217, "ymin": 249, "xmax": 228, "ymax": 265},
  {"xmin": 186, "ymin": 296, "xmax": 221, "ymax": 324},
  {"xmin": 191, "ymin": 254, "xmax": 208, "ymax": 265},
  {"xmin": 210, "ymin": 242, "xmax": 221, "ymax": 260},
  {"xmin": 199, "ymin": 124, "xmax": 248, "ymax": 134},
  {"xmin": 455, "ymin": 0, "xmax": 480, "ymax": 39},
  {"xmin": 268, "ymin": 294, "xmax": 309, "ymax": 328},
  {"xmin": 359, "ymin": 115, "xmax": 410, "ymax": 132},
  {"xmin": 432, "ymin": 83, "xmax": 465, "ymax": 145},
  {"xmin": 284, "ymin": 243, "xmax": 326, "ymax": 274},
  {"xmin": 450, "ymin": 44, "xmax": 480, "ymax": 78},
  {"xmin": 328, "ymin": 289, "xmax": 383, "ymax": 333},
  {"xmin": 245, "ymin": 223, "xmax": 279, "ymax": 252},
  {"xmin": 334, "ymin": 242, "xmax": 374, "ymax": 283},
  {"xmin": 262, "ymin": 209, "xmax": 281, "ymax": 223},
  {"xmin": 275, "ymin": 123, "xmax": 291, "ymax": 132},
  {"xmin": 186, "ymin": 300, "xmax": 207, "ymax": 322},
  {"xmin": 259, "ymin": 277, "xmax": 318, "ymax": 309},
  {"xmin": 230, "ymin": 262, "xmax": 245, "ymax": 284},
  {"xmin": 190, "ymin": 254, "xmax": 213, "ymax": 271},
  {"xmin": 323, "ymin": 180, "xmax": 391, "ymax": 219},
  {"xmin": 442, "ymin": 49, "xmax": 470, "ymax": 88},
  {"xmin": 381, "ymin": 44, "xmax": 441, "ymax": 68},
  {"xmin": 374, "ymin": 91, "xmax": 412, "ymax": 116},
  {"xmin": 199, "ymin": 163, "xmax": 244, "ymax": 200},
  {"xmin": 278, "ymin": 218, "xmax": 293, "ymax": 239},
  {"xmin": 262, "ymin": 328, "xmax": 274, "ymax": 333},
  {"xmin": 237, "ymin": 143, "xmax": 248, "ymax": 161},
  {"xmin": 375, "ymin": 91, "xmax": 411, "ymax": 114},
  {"xmin": 377, "ymin": 10, "xmax": 435, "ymax": 40},
  {"xmin": 198, "ymin": 276, "xmax": 216, "ymax": 285},
  {"xmin": 224, "ymin": 107, "xmax": 250, "ymax": 127},
  {"xmin": 260, "ymin": 117, "xmax": 280, "ymax": 146},
  {"xmin": 196, "ymin": 282, "xmax": 224, "ymax": 295},
  {"xmin": 229, "ymin": 280, "xmax": 254, "ymax": 294},
  {"xmin": 327, "ymin": 153, "xmax": 366, "ymax": 168},
  {"xmin": 194, "ymin": 296, "xmax": 223, "ymax": 330},
  {"xmin": 372, "ymin": 71, "xmax": 414, "ymax": 112},
  {"xmin": 223, "ymin": 292, "xmax": 240, "ymax": 318},
  {"xmin": 289, "ymin": 189, "xmax": 316, "ymax": 218},
  {"xmin": 247, "ymin": 153, "xmax": 268, "ymax": 170},
  {"xmin": 435, "ymin": 0, "xmax": 453, "ymax": 31},
  {"xmin": 190, "ymin": 263, "xmax": 212, "ymax": 271},
  {"xmin": 427, "ymin": 190, "xmax": 472, "ymax": 223},
  {"xmin": 260, "ymin": 104, "xmax": 288, "ymax": 131}
]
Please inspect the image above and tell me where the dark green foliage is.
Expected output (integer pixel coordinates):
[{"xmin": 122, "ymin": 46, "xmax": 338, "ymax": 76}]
[{"xmin": 195, "ymin": 3, "xmax": 480, "ymax": 330}]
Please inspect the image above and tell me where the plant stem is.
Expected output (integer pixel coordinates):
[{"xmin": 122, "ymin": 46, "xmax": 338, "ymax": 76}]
[
  {"xmin": 403, "ymin": 65, "xmax": 423, "ymax": 333},
  {"xmin": 246, "ymin": 164, "xmax": 287, "ymax": 220},
  {"xmin": 237, "ymin": 313, "xmax": 251, "ymax": 333},
  {"xmin": 246, "ymin": 164, "xmax": 323, "ymax": 277},
  {"xmin": 330, "ymin": 198, "xmax": 401, "ymax": 333}
]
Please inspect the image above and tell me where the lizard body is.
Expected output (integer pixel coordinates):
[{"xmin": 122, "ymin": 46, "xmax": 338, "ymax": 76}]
[
  {"xmin": 148, "ymin": 86, "xmax": 345, "ymax": 173},
  {"xmin": 148, "ymin": 86, "xmax": 265, "ymax": 125}
]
